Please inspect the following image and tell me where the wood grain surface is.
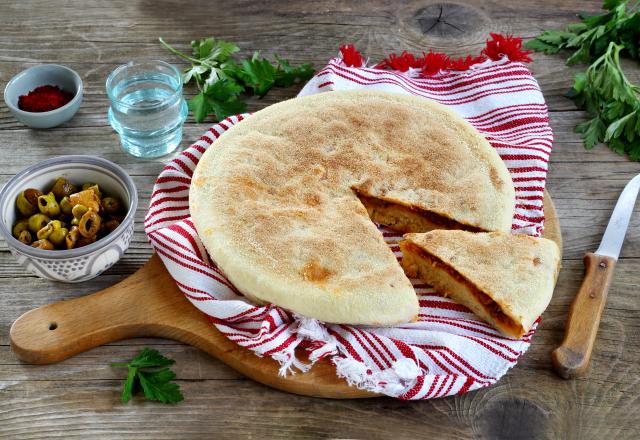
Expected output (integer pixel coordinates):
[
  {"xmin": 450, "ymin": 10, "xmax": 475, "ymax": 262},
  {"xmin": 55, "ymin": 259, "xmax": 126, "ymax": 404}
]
[{"xmin": 1, "ymin": 0, "xmax": 639, "ymax": 439}]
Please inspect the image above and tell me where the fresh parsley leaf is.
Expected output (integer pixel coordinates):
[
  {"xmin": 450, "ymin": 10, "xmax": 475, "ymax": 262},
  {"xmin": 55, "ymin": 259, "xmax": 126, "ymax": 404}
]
[
  {"xmin": 576, "ymin": 117, "xmax": 606, "ymax": 149},
  {"xmin": 603, "ymin": 0, "xmax": 625, "ymax": 10},
  {"xmin": 566, "ymin": 44, "xmax": 591, "ymax": 65},
  {"xmin": 183, "ymin": 64, "xmax": 208, "ymax": 86},
  {"xmin": 274, "ymin": 55, "xmax": 315, "ymax": 87},
  {"xmin": 527, "ymin": 1, "xmax": 640, "ymax": 160},
  {"xmin": 128, "ymin": 347, "xmax": 176, "ymax": 369},
  {"xmin": 538, "ymin": 30, "xmax": 574, "ymax": 46},
  {"xmin": 605, "ymin": 111, "xmax": 635, "ymax": 141},
  {"xmin": 188, "ymin": 93, "xmax": 210, "ymax": 123},
  {"xmin": 237, "ymin": 53, "xmax": 278, "ymax": 96},
  {"xmin": 524, "ymin": 39, "xmax": 562, "ymax": 54},
  {"xmin": 138, "ymin": 369, "xmax": 184, "ymax": 404},
  {"xmin": 160, "ymin": 37, "xmax": 315, "ymax": 122},
  {"xmin": 191, "ymin": 37, "xmax": 239, "ymax": 63},
  {"xmin": 111, "ymin": 348, "xmax": 182, "ymax": 404},
  {"xmin": 207, "ymin": 95, "xmax": 247, "ymax": 122},
  {"xmin": 121, "ymin": 366, "xmax": 138, "ymax": 403}
]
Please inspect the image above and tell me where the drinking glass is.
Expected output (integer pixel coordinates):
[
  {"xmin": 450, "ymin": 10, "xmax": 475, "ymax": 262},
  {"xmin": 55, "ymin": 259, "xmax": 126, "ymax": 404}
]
[{"xmin": 106, "ymin": 60, "xmax": 188, "ymax": 158}]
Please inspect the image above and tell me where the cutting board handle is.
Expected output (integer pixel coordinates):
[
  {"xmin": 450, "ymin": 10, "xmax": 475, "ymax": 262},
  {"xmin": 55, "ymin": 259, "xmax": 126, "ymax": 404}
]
[
  {"xmin": 10, "ymin": 256, "xmax": 175, "ymax": 364},
  {"xmin": 552, "ymin": 252, "xmax": 615, "ymax": 379}
]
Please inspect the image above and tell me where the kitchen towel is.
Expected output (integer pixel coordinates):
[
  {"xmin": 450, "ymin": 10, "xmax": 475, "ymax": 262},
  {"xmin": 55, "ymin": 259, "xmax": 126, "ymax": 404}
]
[{"xmin": 145, "ymin": 35, "xmax": 553, "ymax": 399}]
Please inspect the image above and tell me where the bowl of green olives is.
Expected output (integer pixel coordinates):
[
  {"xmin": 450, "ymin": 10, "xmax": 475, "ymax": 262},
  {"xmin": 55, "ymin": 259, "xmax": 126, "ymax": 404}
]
[{"xmin": 0, "ymin": 155, "xmax": 137, "ymax": 282}]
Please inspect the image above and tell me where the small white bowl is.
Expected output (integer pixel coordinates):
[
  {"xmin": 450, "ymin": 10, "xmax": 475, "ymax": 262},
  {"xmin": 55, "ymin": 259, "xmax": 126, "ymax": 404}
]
[
  {"xmin": 0, "ymin": 156, "xmax": 137, "ymax": 282},
  {"xmin": 3, "ymin": 64, "xmax": 83, "ymax": 129}
]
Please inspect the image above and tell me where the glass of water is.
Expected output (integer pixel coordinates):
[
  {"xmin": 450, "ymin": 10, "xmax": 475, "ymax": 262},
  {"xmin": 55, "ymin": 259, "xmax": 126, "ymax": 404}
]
[{"xmin": 106, "ymin": 60, "xmax": 188, "ymax": 158}]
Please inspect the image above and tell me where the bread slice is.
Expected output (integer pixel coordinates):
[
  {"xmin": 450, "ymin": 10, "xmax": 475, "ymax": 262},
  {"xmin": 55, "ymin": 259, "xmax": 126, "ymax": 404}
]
[{"xmin": 400, "ymin": 230, "xmax": 560, "ymax": 337}]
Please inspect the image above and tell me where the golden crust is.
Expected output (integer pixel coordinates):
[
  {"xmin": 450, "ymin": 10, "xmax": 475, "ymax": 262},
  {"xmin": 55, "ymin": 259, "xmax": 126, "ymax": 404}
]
[
  {"xmin": 190, "ymin": 90, "xmax": 515, "ymax": 325},
  {"xmin": 401, "ymin": 230, "xmax": 561, "ymax": 336}
]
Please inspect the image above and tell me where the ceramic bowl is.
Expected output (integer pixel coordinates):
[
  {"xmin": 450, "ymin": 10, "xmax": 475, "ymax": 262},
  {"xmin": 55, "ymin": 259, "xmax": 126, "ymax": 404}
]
[
  {"xmin": 0, "ymin": 156, "xmax": 137, "ymax": 282},
  {"xmin": 3, "ymin": 64, "xmax": 83, "ymax": 129}
]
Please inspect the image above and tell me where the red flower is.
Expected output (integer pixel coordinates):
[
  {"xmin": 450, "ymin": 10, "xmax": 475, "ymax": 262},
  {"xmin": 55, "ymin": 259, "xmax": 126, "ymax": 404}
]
[
  {"xmin": 448, "ymin": 55, "xmax": 487, "ymax": 71},
  {"xmin": 377, "ymin": 51, "xmax": 425, "ymax": 71},
  {"xmin": 420, "ymin": 51, "xmax": 451, "ymax": 76},
  {"xmin": 339, "ymin": 44, "xmax": 364, "ymax": 67},
  {"xmin": 482, "ymin": 33, "xmax": 532, "ymax": 63}
]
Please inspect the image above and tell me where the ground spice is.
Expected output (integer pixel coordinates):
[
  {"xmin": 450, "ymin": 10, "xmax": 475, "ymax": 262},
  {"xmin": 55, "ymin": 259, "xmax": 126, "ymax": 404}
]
[{"xmin": 18, "ymin": 85, "xmax": 74, "ymax": 112}]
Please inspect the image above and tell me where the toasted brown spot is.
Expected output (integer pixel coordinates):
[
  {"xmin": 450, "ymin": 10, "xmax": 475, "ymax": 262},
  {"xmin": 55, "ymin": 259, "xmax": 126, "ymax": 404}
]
[
  {"xmin": 490, "ymin": 168, "xmax": 504, "ymax": 190},
  {"xmin": 304, "ymin": 193, "xmax": 321, "ymax": 206},
  {"xmin": 533, "ymin": 257, "xmax": 542, "ymax": 266},
  {"xmin": 301, "ymin": 260, "xmax": 332, "ymax": 282}
]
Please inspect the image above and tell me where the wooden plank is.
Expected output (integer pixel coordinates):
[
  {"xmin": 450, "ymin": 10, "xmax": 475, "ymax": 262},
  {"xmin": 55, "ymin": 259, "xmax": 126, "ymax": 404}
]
[{"xmin": 1, "ymin": 0, "xmax": 639, "ymax": 437}]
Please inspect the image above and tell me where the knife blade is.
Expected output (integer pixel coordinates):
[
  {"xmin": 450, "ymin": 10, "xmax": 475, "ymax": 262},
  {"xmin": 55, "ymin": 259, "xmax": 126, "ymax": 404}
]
[
  {"xmin": 595, "ymin": 173, "xmax": 640, "ymax": 259},
  {"xmin": 552, "ymin": 174, "xmax": 640, "ymax": 379}
]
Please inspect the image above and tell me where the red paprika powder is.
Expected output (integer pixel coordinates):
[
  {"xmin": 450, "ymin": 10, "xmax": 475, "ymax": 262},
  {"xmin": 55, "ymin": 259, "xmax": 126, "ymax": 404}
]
[{"xmin": 18, "ymin": 85, "xmax": 74, "ymax": 112}]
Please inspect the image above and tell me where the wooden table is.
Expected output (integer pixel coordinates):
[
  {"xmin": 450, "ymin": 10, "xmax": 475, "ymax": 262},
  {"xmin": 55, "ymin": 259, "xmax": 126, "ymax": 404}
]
[{"xmin": 1, "ymin": 0, "xmax": 639, "ymax": 438}]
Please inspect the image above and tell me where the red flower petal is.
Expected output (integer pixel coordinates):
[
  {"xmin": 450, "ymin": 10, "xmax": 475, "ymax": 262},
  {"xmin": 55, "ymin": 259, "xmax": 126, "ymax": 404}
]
[
  {"xmin": 481, "ymin": 33, "xmax": 532, "ymax": 63},
  {"xmin": 339, "ymin": 44, "xmax": 364, "ymax": 67}
]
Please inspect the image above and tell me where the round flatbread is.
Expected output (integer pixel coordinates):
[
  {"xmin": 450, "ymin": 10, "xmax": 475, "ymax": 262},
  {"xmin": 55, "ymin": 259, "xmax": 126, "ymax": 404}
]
[{"xmin": 190, "ymin": 90, "xmax": 515, "ymax": 325}]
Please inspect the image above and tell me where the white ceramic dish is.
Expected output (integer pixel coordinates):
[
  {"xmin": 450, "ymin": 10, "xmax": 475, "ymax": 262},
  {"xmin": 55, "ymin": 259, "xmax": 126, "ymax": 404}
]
[{"xmin": 0, "ymin": 156, "xmax": 137, "ymax": 282}]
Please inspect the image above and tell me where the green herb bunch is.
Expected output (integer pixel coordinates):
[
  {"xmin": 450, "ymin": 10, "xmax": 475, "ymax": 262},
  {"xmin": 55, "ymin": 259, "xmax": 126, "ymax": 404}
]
[
  {"xmin": 111, "ymin": 348, "xmax": 184, "ymax": 404},
  {"xmin": 526, "ymin": 0, "xmax": 640, "ymax": 159},
  {"xmin": 160, "ymin": 37, "xmax": 315, "ymax": 123}
]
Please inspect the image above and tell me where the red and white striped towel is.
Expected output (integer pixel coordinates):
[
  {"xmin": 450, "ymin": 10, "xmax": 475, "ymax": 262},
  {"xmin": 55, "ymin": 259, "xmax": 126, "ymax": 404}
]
[{"xmin": 145, "ymin": 39, "xmax": 552, "ymax": 399}]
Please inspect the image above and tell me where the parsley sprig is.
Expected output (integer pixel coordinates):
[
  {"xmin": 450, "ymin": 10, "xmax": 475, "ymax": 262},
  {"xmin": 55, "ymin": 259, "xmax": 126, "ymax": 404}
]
[
  {"xmin": 525, "ymin": 0, "xmax": 640, "ymax": 159},
  {"xmin": 111, "ymin": 348, "xmax": 184, "ymax": 404},
  {"xmin": 159, "ymin": 37, "xmax": 315, "ymax": 122}
]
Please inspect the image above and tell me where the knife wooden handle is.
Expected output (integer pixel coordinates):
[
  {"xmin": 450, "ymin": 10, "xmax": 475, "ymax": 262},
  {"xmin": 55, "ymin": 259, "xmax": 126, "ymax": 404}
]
[{"xmin": 552, "ymin": 252, "xmax": 616, "ymax": 379}]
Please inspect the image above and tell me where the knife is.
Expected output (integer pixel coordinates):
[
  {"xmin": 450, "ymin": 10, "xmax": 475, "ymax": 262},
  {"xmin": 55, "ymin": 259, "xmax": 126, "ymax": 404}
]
[{"xmin": 552, "ymin": 174, "xmax": 640, "ymax": 379}]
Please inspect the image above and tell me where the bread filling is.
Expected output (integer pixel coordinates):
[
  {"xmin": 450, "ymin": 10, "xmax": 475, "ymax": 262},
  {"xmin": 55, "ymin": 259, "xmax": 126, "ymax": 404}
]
[
  {"xmin": 400, "ymin": 241, "xmax": 523, "ymax": 337},
  {"xmin": 357, "ymin": 194, "xmax": 483, "ymax": 234}
]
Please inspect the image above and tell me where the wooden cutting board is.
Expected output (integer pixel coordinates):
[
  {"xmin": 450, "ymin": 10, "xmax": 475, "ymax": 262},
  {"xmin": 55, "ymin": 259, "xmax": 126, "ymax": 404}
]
[{"xmin": 10, "ymin": 192, "xmax": 562, "ymax": 399}]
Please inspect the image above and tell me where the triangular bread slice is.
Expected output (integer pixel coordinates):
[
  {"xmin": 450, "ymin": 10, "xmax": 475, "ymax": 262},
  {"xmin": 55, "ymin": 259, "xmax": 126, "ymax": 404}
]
[{"xmin": 399, "ymin": 230, "xmax": 560, "ymax": 338}]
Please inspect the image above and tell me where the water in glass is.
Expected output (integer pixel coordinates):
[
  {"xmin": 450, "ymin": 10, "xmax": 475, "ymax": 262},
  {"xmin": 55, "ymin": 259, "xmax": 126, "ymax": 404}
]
[{"xmin": 106, "ymin": 61, "xmax": 188, "ymax": 158}]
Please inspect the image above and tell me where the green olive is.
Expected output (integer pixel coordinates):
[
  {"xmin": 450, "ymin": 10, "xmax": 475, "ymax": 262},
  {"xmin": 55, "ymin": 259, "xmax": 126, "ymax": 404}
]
[
  {"xmin": 37, "ymin": 192, "xmax": 61, "ymax": 217},
  {"xmin": 101, "ymin": 197, "xmax": 121, "ymax": 215},
  {"xmin": 66, "ymin": 226, "xmax": 81, "ymax": 249},
  {"xmin": 37, "ymin": 220, "xmax": 65, "ymax": 243},
  {"xmin": 47, "ymin": 221, "xmax": 68, "ymax": 246},
  {"xmin": 78, "ymin": 210, "xmax": 101, "ymax": 238},
  {"xmin": 37, "ymin": 223, "xmax": 53, "ymax": 240},
  {"xmin": 82, "ymin": 183, "xmax": 102, "ymax": 198},
  {"xmin": 16, "ymin": 189, "xmax": 42, "ymax": 217},
  {"xmin": 50, "ymin": 177, "xmax": 78, "ymax": 199},
  {"xmin": 71, "ymin": 217, "xmax": 80, "ymax": 226},
  {"xmin": 28, "ymin": 213, "xmax": 50, "ymax": 233},
  {"xmin": 31, "ymin": 239, "xmax": 54, "ymax": 250},
  {"xmin": 17, "ymin": 230, "xmax": 32, "ymax": 245},
  {"xmin": 12, "ymin": 219, "xmax": 29, "ymax": 238},
  {"xmin": 59, "ymin": 196, "xmax": 73, "ymax": 216},
  {"xmin": 71, "ymin": 204, "xmax": 88, "ymax": 219},
  {"xmin": 101, "ymin": 219, "xmax": 120, "ymax": 235}
]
